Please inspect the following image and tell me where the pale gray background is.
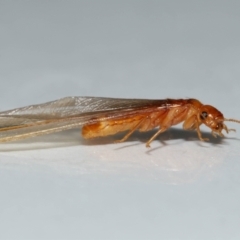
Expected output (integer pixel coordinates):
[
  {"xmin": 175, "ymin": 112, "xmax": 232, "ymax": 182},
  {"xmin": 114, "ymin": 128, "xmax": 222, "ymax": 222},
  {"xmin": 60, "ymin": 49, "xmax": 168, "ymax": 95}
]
[{"xmin": 1, "ymin": 1, "xmax": 240, "ymax": 239}]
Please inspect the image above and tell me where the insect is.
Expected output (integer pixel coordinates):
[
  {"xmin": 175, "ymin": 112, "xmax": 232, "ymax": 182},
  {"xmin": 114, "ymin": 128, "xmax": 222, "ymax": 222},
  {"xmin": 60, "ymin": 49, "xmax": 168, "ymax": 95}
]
[{"xmin": 0, "ymin": 97, "xmax": 239, "ymax": 147}]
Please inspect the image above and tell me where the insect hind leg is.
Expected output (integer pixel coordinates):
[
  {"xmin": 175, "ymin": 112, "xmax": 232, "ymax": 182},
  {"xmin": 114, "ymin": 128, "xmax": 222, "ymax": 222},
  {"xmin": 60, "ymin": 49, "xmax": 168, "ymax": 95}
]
[
  {"xmin": 145, "ymin": 127, "xmax": 168, "ymax": 148},
  {"xmin": 115, "ymin": 118, "xmax": 146, "ymax": 143}
]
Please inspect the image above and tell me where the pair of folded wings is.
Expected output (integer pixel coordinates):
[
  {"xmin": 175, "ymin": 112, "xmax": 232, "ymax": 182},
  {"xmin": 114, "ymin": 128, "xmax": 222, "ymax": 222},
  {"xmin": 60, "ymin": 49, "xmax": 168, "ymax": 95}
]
[{"xmin": 0, "ymin": 97, "xmax": 180, "ymax": 142}]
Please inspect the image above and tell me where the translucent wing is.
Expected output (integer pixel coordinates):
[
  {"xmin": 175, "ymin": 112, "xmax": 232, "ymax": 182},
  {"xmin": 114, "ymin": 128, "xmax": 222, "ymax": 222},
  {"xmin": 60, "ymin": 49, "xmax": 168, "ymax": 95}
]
[{"xmin": 0, "ymin": 97, "xmax": 180, "ymax": 143}]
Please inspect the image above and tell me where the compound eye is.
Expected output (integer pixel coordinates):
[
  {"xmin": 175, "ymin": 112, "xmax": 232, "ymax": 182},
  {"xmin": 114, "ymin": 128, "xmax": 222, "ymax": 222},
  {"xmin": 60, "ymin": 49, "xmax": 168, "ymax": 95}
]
[{"xmin": 200, "ymin": 111, "xmax": 208, "ymax": 120}]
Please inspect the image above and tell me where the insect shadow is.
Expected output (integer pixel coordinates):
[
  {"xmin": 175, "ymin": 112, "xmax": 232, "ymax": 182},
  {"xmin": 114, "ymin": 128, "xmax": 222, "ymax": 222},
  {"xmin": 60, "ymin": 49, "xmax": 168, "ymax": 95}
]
[
  {"xmin": 0, "ymin": 127, "xmax": 238, "ymax": 152},
  {"xmin": 83, "ymin": 127, "xmax": 235, "ymax": 147},
  {"xmin": 109, "ymin": 128, "xmax": 238, "ymax": 153}
]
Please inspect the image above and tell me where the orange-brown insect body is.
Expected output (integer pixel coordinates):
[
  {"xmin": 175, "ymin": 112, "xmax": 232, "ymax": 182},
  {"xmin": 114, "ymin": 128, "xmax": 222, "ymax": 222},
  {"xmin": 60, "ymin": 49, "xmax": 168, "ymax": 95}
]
[
  {"xmin": 0, "ymin": 96, "xmax": 238, "ymax": 147},
  {"xmin": 82, "ymin": 99, "xmax": 191, "ymax": 138},
  {"xmin": 81, "ymin": 98, "xmax": 232, "ymax": 147}
]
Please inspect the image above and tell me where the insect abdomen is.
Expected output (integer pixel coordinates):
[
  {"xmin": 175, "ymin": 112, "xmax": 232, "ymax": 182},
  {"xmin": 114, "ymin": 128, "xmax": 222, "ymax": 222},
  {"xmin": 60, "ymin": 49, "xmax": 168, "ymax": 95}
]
[{"xmin": 82, "ymin": 117, "xmax": 142, "ymax": 139}]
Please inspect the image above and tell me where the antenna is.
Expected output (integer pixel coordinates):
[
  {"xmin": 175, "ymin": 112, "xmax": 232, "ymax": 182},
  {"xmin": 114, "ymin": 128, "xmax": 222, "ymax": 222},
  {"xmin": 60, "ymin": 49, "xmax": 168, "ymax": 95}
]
[{"xmin": 224, "ymin": 118, "xmax": 240, "ymax": 124}]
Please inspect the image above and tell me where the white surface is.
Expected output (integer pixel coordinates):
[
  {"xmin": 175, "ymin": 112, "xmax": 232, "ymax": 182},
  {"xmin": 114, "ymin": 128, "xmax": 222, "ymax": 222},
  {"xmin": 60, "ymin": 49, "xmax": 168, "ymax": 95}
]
[{"xmin": 1, "ymin": 1, "xmax": 240, "ymax": 239}]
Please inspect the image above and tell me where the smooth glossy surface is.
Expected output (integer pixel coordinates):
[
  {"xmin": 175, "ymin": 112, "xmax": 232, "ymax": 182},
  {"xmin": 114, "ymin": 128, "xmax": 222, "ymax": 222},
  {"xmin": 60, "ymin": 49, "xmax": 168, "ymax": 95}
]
[{"xmin": 1, "ymin": 1, "xmax": 240, "ymax": 239}]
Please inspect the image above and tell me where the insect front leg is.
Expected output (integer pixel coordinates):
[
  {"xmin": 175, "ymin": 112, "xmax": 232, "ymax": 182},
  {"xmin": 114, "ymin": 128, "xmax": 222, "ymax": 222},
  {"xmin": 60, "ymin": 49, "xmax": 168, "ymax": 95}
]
[
  {"xmin": 183, "ymin": 114, "xmax": 208, "ymax": 141},
  {"xmin": 196, "ymin": 123, "xmax": 209, "ymax": 142}
]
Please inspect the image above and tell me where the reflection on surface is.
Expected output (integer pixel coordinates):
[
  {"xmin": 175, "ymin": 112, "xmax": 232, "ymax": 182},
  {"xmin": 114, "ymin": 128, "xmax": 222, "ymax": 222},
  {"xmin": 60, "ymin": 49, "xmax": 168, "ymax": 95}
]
[
  {"xmin": 0, "ymin": 128, "xmax": 238, "ymax": 185},
  {"xmin": 85, "ymin": 128, "xmax": 233, "ymax": 184}
]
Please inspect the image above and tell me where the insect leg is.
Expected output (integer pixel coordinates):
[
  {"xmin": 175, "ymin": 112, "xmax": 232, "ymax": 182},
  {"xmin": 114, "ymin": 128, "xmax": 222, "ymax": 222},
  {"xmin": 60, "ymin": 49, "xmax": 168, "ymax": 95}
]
[
  {"xmin": 145, "ymin": 127, "xmax": 168, "ymax": 148},
  {"xmin": 115, "ymin": 117, "xmax": 146, "ymax": 143},
  {"xmin": 183, "ymin": 114, "xmax": 208, "ymax": 141},
  {"xmin": 196, "ymin": 123, "xmax": 209, "ymax": 141},
  {"xmin": 145, "ymin": 106, "xmax": 189, "ymax": 147},
  {"xmin": 211, "ymin": 131, "xmax": 218, "ymax": 138}
]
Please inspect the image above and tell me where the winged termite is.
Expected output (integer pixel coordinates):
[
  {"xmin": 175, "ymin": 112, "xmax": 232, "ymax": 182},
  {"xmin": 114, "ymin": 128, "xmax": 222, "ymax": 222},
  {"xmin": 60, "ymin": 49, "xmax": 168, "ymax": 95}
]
[{"xmin": 0, "ymin": 97, "xmax": 239, "ymax": 147}]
